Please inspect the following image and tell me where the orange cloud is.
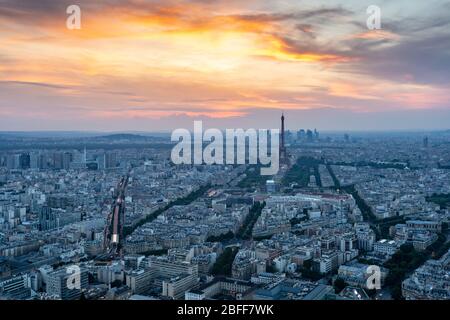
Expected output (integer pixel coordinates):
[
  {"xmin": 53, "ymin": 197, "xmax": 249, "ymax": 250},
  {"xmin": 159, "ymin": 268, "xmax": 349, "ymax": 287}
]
[
  {"xmin": 1, "ymin": 0, "xmax": 447, "ymax": 129},
  {"xmin": 351, "ymin": 30, "xmax": 400, "ymax": 41}
]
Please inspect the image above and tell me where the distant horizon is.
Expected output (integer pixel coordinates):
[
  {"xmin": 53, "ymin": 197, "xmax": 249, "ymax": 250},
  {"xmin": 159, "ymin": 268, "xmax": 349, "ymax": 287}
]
[
  {"xmin": 1, "ymin": 128, "xmax": 449, "ymax": 135},
  {"xmin": 1, "ymin": 106, "xmax": 450, "ymax": 132}
]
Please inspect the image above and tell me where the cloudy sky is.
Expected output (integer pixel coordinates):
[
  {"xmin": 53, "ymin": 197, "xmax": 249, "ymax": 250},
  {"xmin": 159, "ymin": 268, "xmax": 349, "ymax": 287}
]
[{"xmin": 0, "ymin": 0, "xmax": 449, "ymax": 131}]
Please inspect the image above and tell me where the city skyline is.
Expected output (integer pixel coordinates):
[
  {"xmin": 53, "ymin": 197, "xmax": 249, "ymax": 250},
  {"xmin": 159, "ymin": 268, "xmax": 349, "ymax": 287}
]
[
  {"xmin": 1, "ymin": 0, "xmax": 450, "ymax": 131},
  {"xmin": 1, "ymin": 129, "xmax": 450, "ymax": 302},
  {"xmin": 2, "ymin": 1, "xmax": 450, "ymax": 305}
]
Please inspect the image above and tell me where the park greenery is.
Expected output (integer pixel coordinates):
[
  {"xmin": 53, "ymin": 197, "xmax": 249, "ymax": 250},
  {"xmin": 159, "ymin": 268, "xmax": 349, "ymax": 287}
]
[
  {"xmin": 333, "ymin": 278, "xmax": 348, "ymax": 294},
  {"xmin": 282, "ymin": 157, "xmax": 323, "ymax": 187},
  {"xmin": 206, "ymin": 231, "xmax": 234, "ymax": 243},
  {"xmin": 290, "ymin": 214, "xmax": 309, "ymax": 226},
  {"xmin": 237, "ymin": 165, "xmax": 269, "ymax": 189},
  {"xmin": 384, "ymin": 234, "xmax": 449, "ymax": 299},
  {"xmin": 253, "ymin": 234, "xmax": 274, "ymax": 241},
  {"xmin": 328, "ymin": 161, "xmax": 407, "ymax": 170},
  {"xmin": 426, "ymin": 193, "xmax": 450, "ymax": 209},
  {"xmin": 326, "ymin": 164, "xmax": 340, "ymax": 188},
  {"xmin": 236, "ymin": 202, "xmax": 266, "ymax": 240},
  {"xmin": 140, "ymin": 249, "xmax": 168, "ymax": 256},
  {"xmin": 298, "ymin": 259, "xmax": 323, "ymax": 281},
  {"xmin": 211, "ymin": 247, "xmax": 239, "ymax": 276},
  {"xmin": 341, "ymin": 185, "xmax": 378, "ymax": 223}
]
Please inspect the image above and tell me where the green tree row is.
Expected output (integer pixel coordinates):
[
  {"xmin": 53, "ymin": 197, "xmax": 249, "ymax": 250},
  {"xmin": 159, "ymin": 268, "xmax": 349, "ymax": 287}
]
[
  {"xmin": 236, "ymin": 202, "xmax": 266, "ymax": 240},
  {"xmin": 211, "ymin": 247, "xmax": 239, "ymax": 276},
  {"xmin": 123, "ymin": 184, "xmax": 211, "ymax": 236},
  {"xmin": 282, "ymin": 157, "xmax": 323, "ymax": 187}
]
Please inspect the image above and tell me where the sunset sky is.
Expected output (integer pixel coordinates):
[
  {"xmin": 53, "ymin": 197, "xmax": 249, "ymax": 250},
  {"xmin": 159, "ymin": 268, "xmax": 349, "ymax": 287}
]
[{"xmin": 1, "ymin": 0, "xmax": 450, "ymax": 131}]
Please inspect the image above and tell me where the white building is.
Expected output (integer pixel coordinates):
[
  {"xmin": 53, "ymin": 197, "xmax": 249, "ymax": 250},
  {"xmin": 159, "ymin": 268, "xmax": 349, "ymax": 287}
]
[{"xmin": 374, "ymin": 239, "xmax": 400, "ymax": 256}]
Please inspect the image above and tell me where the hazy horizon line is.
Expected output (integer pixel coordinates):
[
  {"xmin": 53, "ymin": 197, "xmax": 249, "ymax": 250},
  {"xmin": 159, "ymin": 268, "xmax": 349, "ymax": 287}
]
[{"xmin": 1, "ymin": 128, "xmax": 449, "ymax": 134}]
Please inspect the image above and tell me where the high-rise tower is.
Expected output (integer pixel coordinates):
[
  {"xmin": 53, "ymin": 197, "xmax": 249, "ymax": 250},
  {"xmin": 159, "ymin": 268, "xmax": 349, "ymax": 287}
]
[
  {"xmin": 423, "ymin": 136, "xmax": 429, "ymax": 148},
  {"xmin": 280, "ymin": 113, "xmax": 287, "ymax": 163},
  {"xmin": 281, "ymin": 113, "xmax": 285, "ymax": 151}
]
